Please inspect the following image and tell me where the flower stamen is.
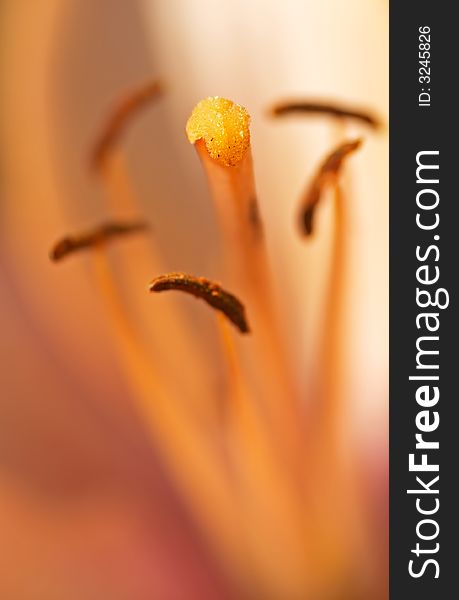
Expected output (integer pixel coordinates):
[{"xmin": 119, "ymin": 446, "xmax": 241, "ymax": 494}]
[
  {"xmin": 52, "ymin": 232, "xmax": 244, "ymax": 573},
  {"xmin": 300, "ymin": 141, "xmax": 363, "ymax": 448},
  {"xmin": 91, "ymin": 79, "xmax": 163, "ymax": 170},
  {"xmin": 88, "ymin": 83, "xmax": 215, "ymax": 418}
]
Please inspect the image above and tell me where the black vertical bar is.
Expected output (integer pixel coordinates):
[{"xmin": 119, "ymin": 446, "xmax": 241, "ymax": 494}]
[{"xmin": 390, "ymin": 2, "xmax": 456, "ymax": 598}]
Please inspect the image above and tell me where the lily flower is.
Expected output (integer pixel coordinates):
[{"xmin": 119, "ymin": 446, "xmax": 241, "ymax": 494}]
[{"xmin": 0, "ymin": 1, "xmax": 387, "ymax": 599}]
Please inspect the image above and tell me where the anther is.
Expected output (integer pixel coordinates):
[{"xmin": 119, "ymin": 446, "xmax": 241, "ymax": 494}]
[
  {"xmin": 149, "ymin": 273, "xmax": 250, "ymax": 334},
  {"xmin": 91, "ymin": 80, "xmax": 163, "ymax": 170},
  {"xmin": 270, "ymin": 100, "xmax": 381, "ymax": 129},
  {"xmin": 299, "ymin": 139, "xmax": 362, "ymax": 236},
  {"xmin": 50, "ymin": 220, "xmax": 148, "ymax": 261}
]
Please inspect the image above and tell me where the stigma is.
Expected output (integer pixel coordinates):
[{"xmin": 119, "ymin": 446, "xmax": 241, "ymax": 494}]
[{"xmin": 186, "ymin": 96, "xmax": 250, "ymax": 167}]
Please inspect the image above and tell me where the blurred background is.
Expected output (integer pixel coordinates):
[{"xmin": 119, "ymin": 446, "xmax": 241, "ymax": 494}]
[{"xmin": 0, "ymin": 1, "xmax": 388, "ymax": 598}]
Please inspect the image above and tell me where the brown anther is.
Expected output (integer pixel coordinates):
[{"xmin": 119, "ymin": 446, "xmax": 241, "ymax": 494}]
[
  {"xmin": 91, "ymin": 79, "xmax": 163, "ymax": 170},
  {"xmin": 149, "ymin": 273, "xmax": 250, "ymax": 334},
  {"xmin": 270, "ymin": 100, "xmax": 381, "ymax": 129},
  {"xmin": 50, "ymin": 220, "xmax": 148, "ymax": 261},
  {"xmin": 299, "ymin": 139, "xmax": 362, "ymax": 236}
]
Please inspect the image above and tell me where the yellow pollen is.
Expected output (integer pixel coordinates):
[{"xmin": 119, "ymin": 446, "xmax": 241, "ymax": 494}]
[{"xmin": 186, "ymin": 97, "xmax": 250, "ymax": 167}]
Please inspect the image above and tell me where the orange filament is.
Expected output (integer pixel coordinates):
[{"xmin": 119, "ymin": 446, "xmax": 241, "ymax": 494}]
[{"xmin": 90, "ymin": 248, "xmax": 248, "ymax": 581}]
